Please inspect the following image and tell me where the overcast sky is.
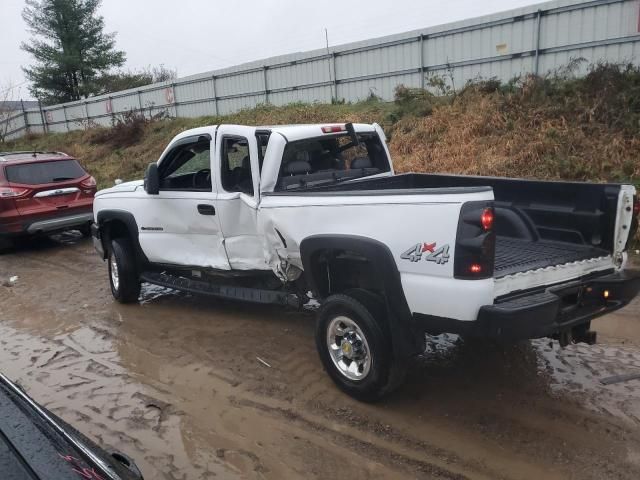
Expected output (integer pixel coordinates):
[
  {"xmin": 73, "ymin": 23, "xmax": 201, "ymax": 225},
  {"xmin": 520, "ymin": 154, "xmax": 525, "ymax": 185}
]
[{"xmin": 1, "ymin": 0, "xmax": 539, "ymax": 100}]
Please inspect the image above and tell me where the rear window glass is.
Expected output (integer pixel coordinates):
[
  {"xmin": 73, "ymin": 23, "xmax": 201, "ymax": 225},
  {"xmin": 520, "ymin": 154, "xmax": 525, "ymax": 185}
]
[
  {"xmin": 277, "ymin": 133, "xmax": 390, "ymax": 191},
  {"xmin": 5, "ymin": 160, "xmax": 86, "ymax": 185}
]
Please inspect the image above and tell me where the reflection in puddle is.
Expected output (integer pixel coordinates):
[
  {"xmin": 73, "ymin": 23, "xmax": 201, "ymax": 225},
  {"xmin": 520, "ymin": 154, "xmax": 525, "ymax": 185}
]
[
  {"xmin": 535, "ymin": 339, "xmax": 640, "ymax": 424},
  {"xmin": 418, "ymin": 334, "xmax": 640, "ymax": 425}
]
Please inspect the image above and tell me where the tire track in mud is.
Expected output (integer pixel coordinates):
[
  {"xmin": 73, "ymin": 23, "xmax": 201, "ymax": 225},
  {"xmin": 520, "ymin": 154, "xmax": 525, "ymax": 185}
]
[{"xmin": 230, "ymin": 397, "xmax": 471, "ymax": 480}]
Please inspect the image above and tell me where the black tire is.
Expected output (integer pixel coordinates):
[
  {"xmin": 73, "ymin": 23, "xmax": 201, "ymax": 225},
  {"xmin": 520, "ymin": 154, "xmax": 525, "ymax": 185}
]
[
  {"xmin": 108, "ymin": 237, "xmax": 141, "ymax": 303},
  {"xmin": 0, "ymin": 236, "xmax": 13, "ymax": 253},
  {"xmin": 78, "ymin": 224, "xmax": 92, "ymax": 237},
  {"xmin": 316, "ymin": 293, "xmax": 405, "ymax": 402}
]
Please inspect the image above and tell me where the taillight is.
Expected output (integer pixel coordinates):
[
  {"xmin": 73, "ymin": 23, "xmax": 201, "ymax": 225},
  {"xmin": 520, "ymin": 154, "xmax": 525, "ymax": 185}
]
[
  {"xmin": 481, "ymin": 207, "xmax": 494, "ymax": 231},
  {"xmin": 80, "ymin": 176, "xmax": 96, "ymax": 188},
  {"xmin": 633, "ymin": 195, "xmax": 639, "ymax": 218},
  {"xmin": 454, "ymin": 201, "xmax": 496, "ymax": 279},
  {"xmin": 0, "ymin": 186, "xmax": 29, "ymax": 198}
]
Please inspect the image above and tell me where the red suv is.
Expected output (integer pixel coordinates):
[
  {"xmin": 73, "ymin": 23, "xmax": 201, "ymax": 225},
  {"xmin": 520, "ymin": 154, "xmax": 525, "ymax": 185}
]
[{"xmin": 0, "ymin": 151, "xmax": 96, "ymax": 244}]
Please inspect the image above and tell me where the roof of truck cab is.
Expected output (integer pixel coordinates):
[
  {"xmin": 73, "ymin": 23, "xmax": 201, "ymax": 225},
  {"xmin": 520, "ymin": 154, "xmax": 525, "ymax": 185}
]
[
  {"xmin": 171, "ymin": 123, "xmax": 378, "ymax": 145},
  {"xmin": 268, "ymin": 123, "xmax": 376, "ymax": 142}
]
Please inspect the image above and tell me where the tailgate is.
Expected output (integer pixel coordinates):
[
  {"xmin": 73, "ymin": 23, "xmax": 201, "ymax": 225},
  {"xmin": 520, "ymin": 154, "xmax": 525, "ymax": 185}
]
[{"xmin": 493, "ymin": 183, "xmax": 638, "ymax": 296}]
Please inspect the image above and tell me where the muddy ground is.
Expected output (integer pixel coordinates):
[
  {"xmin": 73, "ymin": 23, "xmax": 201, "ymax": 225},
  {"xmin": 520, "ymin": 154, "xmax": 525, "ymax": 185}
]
[{"xmin": 1, "ymin": 233, "xmax": 639, "ymax": 480}]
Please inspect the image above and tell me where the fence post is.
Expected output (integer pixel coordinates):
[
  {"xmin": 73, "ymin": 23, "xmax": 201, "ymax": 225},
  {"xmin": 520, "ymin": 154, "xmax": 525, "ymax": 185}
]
[
  {"xmin": 137, "ymin": 91, "xmax": 143, "ymax": 116},
  {"xmin": 331, "ymin": 52, "xmax": 338, "ymax": 100},
  {"xmin": 263, "ymin": 66, "xmax": 269, "ymax": 104},
  {"xmin": 38, "ymin": 98, "xmax": 48, "ymax": 134},
  {"xmin": 212, "ymin": 75, "xmax": 218, "ymax": 116},
  {"xmin": 84, "ymin": 101, "xmax": 90, "ymax": 128},
  {"xmin": 419, "ymin": 34, "xmax": 426, "ymax": 90},
  {"xmin": 534, "ymin": 9, "xmax": 542, "ymax": 75},
  {"xmin": 20, "ymin": 99, "xmax": 30, "ymax": 135},
  {"xmin": 171, "ymin": 83, "xmax": 178, "ymax": 117},
  {"xmin": 108, "ymin": 96, "xmax": 115, "ymax": 125},
  {"xmin": 62, "ymin": 105, "xmax": 69, "ymax": 132}
]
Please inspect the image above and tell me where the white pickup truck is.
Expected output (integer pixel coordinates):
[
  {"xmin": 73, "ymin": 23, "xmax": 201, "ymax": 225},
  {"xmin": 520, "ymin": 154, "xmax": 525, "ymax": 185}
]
[{"xmin": 92, "ymin": 123, "xmax": 640, "ymax": 400}]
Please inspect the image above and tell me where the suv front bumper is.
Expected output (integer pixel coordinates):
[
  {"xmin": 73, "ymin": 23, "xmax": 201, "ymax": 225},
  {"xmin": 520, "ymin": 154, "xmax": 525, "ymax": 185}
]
[{"xmin": 414, "ymin": 270, "xmax": 640, "ymax": 341}]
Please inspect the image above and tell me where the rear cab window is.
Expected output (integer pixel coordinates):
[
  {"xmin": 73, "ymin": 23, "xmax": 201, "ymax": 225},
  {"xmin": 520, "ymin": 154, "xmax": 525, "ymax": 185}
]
[
  {"xmin": 276, "ymin": 132, "xmax": 390, "ymax": 191},
  {"xmin": 5, "ymin": 160, "xmax": 86, "ymax": 185}
]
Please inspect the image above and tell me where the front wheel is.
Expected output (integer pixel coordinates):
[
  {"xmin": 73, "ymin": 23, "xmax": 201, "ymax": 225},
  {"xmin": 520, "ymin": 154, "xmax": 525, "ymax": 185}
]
[
  {"xmin": 316, "ymin": 293, "xmax": 404, "ymax": 402},
  {"xmin": 108, "ymin": 237, "xmax": 141, "ymax": 303}
]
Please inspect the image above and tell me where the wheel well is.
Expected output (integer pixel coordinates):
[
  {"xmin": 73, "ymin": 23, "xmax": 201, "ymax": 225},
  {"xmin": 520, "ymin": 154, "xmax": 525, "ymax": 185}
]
[
  {"xmin": 307, "ymin": 249, "xmax": 384, "ymax": 299},
  {"xmin": 104, "ymin": 219, "xmax": 130, "ymax": 242},
  {"xmin": 301, "ymin": 234, "xmax": 424, "ymax": 357}
]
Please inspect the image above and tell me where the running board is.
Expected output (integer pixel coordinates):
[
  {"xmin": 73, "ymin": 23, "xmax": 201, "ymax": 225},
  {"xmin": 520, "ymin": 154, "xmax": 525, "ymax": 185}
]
[{"xmin": 140, "ymin": 271, "xmax": 301, "ymax": 308}]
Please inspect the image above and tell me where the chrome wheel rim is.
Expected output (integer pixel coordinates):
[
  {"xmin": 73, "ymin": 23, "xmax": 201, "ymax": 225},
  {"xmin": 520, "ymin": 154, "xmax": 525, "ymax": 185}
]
[
  {"xmin": 110, "ymin": 254, "xmax": 119, "ymax": 292},
  {"xmin": 326, "ymin": 315, "xmax": 372, "ymax": 381}
]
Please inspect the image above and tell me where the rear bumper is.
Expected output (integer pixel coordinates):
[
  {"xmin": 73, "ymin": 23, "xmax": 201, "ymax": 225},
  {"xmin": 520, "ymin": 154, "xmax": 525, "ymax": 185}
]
[
  {"xmin": 25, "ymin": 212, "xmax": 94, "ymax": 234},
  {"xmin": 1, "ymin": 209, "xmax": 93, "ymax": 236},
  {"xmin": 414, "ymin": 270, "xmax": 640, "ymax": 341}
]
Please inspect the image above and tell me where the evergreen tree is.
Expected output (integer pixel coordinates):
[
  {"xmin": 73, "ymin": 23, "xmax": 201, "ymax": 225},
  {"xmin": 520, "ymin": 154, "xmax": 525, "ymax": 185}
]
[{"xmin": 21, "ymin": 0, "xmax": 125, "ymax": 104}]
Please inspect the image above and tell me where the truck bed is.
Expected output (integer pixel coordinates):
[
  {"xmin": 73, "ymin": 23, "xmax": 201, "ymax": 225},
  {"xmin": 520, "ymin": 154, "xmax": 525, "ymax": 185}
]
[
  {"xmin": 286, "ymin": 172, "xmax": 620, "ymax": 280},
  {"xmin": 494, "ymin": 237, "xmax": 609, "ymax": 278}
]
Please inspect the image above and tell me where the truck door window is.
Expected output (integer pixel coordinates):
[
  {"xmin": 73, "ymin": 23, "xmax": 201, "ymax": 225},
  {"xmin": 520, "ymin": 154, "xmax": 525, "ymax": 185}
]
[
  {"xmin": 221, "ymin": 136, "xmax": 254, "ymax": 195},
  {"xmin": 159, "ymin": 140, "xmax": 211, "ymax": 191}
]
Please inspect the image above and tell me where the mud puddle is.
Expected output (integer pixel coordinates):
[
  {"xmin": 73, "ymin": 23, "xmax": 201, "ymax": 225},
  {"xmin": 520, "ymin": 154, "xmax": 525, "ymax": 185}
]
[{"xmin": 1, "ymin": 237, "xmax": 640, "ymax": 479}]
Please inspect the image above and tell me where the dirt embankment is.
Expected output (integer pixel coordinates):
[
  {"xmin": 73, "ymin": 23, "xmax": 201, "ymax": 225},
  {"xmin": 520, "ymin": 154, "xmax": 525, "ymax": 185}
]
[
  {"xmin": 1, "ymin": 235, "xmax": 640, "ymax": 479},
  {"xmin": 6, "ymin": 63, "xmax": 639, "ymax": 189}
]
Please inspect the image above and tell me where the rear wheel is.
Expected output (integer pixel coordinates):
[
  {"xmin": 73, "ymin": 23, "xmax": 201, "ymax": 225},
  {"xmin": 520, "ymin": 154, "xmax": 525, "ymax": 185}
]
[
  {"xmin": 108, "ymin": 237, "xmax": 141, "ymax": 303},
  {"xmin": 316, "ymin": 293, "xmax": 404, "ymax": 402}
]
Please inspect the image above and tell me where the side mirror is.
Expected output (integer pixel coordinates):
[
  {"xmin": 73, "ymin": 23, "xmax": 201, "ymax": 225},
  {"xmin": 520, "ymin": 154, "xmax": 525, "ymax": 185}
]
[{"xmin": 144, "ymin": 163, "xmax": 160, "ymax": 195}]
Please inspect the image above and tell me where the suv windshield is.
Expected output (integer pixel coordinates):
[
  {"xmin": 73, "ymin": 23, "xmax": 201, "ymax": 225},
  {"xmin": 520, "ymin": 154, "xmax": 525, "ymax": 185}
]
[
  {"xmin": 276, "ymin": 132, "xmax": 389, "ymax": 191},
  {"xmin": 6, "ymin": 160, "xmax": 86, "ymax": 185}
]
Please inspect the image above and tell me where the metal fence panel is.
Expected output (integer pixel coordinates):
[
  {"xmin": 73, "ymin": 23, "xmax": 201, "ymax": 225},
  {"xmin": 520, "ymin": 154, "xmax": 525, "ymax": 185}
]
[{"xmin": 3, "ymin": 0, "xmax": 640, "ymax": 141}]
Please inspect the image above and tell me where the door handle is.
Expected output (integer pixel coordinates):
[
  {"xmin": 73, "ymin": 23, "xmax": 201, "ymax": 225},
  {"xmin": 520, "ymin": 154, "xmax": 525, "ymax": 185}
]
[{"xmin": 197, "ymin": 204, "xmax": 216, "ymax": 215}]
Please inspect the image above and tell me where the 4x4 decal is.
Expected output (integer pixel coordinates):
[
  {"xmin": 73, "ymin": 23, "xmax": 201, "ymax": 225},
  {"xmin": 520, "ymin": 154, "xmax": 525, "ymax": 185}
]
[{"xmin": 401, "ymin": 242, "xmax": 450, "ymax": 264}]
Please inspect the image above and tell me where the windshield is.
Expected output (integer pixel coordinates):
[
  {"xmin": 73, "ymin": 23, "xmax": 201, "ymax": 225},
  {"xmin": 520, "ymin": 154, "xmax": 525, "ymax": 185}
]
[{"xmin": 276, "ymin": 132, "xmax": 390, "ymax": 191}]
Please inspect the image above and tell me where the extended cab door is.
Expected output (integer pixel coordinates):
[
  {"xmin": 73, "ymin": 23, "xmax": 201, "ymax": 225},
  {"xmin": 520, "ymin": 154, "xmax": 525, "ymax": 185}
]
[
  {"xmin": 136, "ymin": 134, "xmax": 230, "ymax": 270},
  {"xmin": 214, "ymin": 125, "xmax": 268, "ymax": 270}
]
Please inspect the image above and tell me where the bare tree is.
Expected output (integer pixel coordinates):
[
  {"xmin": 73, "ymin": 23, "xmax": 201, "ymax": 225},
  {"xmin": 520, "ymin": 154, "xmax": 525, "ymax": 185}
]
[{"xmin": 0, "ymin": 82, "xmax": 19, "ymax": 143}]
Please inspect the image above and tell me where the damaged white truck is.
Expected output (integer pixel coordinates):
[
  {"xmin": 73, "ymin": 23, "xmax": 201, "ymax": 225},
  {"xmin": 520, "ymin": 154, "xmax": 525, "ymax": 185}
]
[{"xmin": 92, "ymin": 123, "xmax": 640, "ymax": 400}]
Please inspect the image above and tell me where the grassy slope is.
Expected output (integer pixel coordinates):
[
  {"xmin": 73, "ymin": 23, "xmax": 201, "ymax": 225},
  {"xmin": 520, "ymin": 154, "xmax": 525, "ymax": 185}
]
[{"xmin": 5, "ymin": 64, "xmax": 639, "ymax": 195}]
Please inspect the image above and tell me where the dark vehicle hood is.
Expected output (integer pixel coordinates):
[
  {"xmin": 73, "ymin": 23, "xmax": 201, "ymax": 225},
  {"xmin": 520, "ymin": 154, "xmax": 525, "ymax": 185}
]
[{"xmin": 0, "ymin": 374, "xmax": 142, "ymax": 480}]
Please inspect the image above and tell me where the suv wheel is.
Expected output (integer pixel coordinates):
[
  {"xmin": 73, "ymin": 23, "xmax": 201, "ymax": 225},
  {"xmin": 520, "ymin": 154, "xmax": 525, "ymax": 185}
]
[
  {"xmin": 316, "ymin": 293, "xmax": 404, "ymax": 402},
  {"xmin": 108, "ymin": 237, "xmax": 141, "ymax": 303},
  {"xmin": 0, "ymin": 236, "xmax": 13, "ymax": 253},
  {"xmin": 78, "ymin": 224, "xmax": 92, "ymax": 237}
]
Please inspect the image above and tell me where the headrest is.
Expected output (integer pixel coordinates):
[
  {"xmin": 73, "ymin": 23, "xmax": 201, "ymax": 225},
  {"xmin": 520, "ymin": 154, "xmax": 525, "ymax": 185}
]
[
  {"xmin": 351, "ymin": 156, "xmax": 372, "ymax": 169},
  {"xmin": 285, "ymin": 160, "xmax": 311, "ymax": 175},
  {"xmin": 295, "ymin": 151, "xmax": 311, "ymax": 163}
]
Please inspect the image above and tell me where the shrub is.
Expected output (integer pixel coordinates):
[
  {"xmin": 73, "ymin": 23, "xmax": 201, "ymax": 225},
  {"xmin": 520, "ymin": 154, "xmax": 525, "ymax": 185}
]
[{"xmin": 88, "ymin": 109, "xmax": 168, "ymax": 148}]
